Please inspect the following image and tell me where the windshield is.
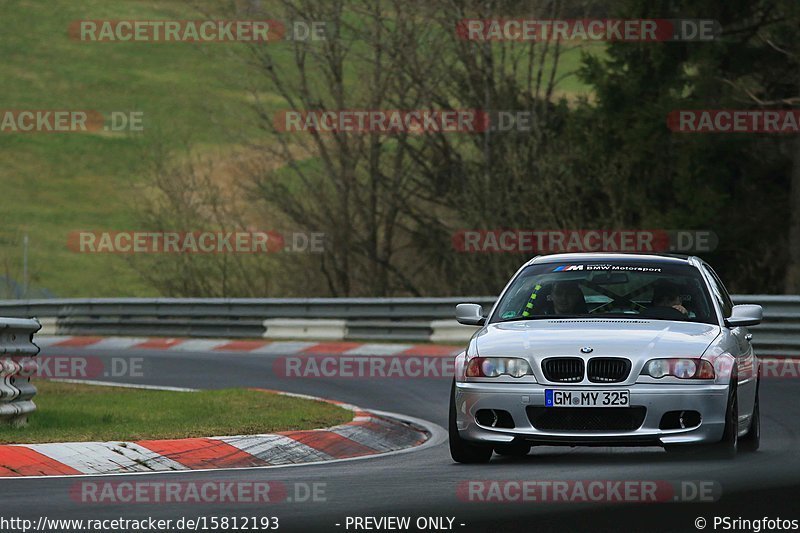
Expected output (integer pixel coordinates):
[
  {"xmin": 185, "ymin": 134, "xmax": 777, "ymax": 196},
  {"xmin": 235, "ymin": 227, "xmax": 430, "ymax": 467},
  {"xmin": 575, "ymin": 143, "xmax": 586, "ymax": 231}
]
[{"xmin": 491, "ymin": 261, "xmax": 717, "ymax": 325}]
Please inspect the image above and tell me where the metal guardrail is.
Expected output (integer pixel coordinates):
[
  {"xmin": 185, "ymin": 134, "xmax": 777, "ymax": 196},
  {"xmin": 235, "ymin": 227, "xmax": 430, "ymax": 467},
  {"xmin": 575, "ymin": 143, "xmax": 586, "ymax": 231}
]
[
  {"xmin": 0, "ymin": 295, "xmax": 797, "ymax": 356},
  {"xmin": 731, "ymin": 296, "xmax": 800, "ymax": 357},
  {"xmin": 0, "ymin": 318, "xmax": 41, "ymax": 425},
  {"xmin": 0, "ymin": 298, "xmax": 495, "ymax": 340}
]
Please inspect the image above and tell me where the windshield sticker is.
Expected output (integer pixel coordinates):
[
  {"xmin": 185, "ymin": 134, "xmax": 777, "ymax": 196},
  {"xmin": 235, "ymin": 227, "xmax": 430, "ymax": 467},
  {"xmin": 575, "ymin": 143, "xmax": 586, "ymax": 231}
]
[
  {"xmin": 552, "ymin": 264, "xmax": 584, "ymax": 271},
  {"xmin": 553, "ymin": 264, "xmax": 662, "ymax": 273}
]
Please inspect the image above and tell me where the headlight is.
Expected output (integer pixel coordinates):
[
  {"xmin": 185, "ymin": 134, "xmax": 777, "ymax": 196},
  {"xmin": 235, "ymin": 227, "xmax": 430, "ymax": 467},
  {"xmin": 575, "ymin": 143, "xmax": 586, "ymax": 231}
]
[
  {"xmin": 672, "ymin": 359, "xmax": 697, "ymax": 379},
  {"xmin": 481, "ymin": 358, "xmax": 498, "ymax": 377},
  {"xmin": 506, "ymin": 358, "xmax": 530, "ymax": 378},
  {"xmin": 645, "ymin": 359, "xmax": 670, "ymax": 378},
  {"xmin": 466, "ymin": 357, "xmax": 533, "ymax": 378},
  {"xmin": 641, "ymin": 358, "xmax": 714, "ymax": 379}
]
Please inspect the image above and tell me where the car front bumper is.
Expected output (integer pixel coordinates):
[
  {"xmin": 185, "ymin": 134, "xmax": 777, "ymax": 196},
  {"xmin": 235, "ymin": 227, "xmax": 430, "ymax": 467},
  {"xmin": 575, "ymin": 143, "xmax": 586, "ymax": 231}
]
[{"xmin": 454, "ymin": 380, "xmax": 729, "ymax": 446}]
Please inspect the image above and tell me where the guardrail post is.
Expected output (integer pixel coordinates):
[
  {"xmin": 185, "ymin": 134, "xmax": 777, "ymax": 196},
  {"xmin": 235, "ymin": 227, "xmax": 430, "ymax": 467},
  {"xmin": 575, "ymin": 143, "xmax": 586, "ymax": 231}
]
[{"xmin": 0, "ymin": 318, "xmax": 42, "ymax": 426}]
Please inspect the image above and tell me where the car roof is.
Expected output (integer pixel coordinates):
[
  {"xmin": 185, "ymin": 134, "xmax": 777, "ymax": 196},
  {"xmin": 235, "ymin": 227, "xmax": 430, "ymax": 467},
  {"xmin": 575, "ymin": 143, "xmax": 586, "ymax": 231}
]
[{"xmin": 529, "ymin": 252, "xmax": 696, "ymax": 266}]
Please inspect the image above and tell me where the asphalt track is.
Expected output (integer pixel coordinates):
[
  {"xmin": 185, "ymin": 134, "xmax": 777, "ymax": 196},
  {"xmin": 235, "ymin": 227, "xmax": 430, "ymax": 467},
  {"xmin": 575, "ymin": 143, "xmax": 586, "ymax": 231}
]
[{"xmin": 3, "ymin": 345, "xmax": 800, "ymax": 533}]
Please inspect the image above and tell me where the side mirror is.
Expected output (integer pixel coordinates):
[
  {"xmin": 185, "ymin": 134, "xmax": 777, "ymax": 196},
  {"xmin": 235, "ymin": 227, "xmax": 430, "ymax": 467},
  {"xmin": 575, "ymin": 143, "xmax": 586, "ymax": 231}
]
[
  {"xmin": 456, "ymin": 303, "xmax": 486, "ymax": 326},
  {"xmin": 725, "ymin": 304, "xmax": 763, "ymax": 327}
]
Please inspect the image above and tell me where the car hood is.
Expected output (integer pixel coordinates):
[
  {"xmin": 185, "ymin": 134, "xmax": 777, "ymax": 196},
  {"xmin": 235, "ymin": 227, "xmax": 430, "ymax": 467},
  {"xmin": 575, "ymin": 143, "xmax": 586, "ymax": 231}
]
[{"xmin": 475, "ymin": 319, "xmax": 721, "ymax": 360}]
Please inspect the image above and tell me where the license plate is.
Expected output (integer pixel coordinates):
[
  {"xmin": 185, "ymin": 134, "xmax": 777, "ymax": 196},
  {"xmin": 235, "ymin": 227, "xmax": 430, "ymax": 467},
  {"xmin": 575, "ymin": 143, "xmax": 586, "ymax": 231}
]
[{"xmin": 545, "ymin": 389, "xmax": 629, "ymax": 407}]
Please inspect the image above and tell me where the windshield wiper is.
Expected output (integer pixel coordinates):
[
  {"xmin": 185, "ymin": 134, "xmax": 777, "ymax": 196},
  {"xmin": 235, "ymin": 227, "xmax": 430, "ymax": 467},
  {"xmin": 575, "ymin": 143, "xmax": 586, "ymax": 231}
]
[{"xmin": 497, "ymin": 314, "xmax": 582, "ymax": 323}]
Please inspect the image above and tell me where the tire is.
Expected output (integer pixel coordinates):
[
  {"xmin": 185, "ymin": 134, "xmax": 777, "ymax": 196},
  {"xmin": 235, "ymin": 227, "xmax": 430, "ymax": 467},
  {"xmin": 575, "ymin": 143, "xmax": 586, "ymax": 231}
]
[
  {"xmin": 707, "ymin": 381, "xmax": 739, "ymax": 459},
  {"xmin": 740, "ymin": 386, "xmax": 760, "ymax": 452},
  {"xmin": 494, "ymin": 440, "xmax": 530, "ymax": 457},
  {"xmin": 449, "ymin": 380, "xmax": 492, "ymax": 464}
]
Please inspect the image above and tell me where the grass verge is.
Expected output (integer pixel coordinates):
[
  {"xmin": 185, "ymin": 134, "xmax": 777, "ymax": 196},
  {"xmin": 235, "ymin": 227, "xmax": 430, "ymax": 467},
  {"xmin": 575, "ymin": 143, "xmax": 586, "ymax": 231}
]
[{"xmin": 0, "ymin": 380, "xmax": 352, "ymax": 444}]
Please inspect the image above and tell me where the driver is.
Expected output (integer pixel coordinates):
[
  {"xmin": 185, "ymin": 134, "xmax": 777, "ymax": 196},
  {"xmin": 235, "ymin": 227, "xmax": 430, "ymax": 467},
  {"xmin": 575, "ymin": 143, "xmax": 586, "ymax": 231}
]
[
  {"xmin": 551, "ymin": 281, "xmax": 587, "ymax": 315},
  {"xmin": 650, "ymin": 280, "xmax": 688, "ymax": 316}
]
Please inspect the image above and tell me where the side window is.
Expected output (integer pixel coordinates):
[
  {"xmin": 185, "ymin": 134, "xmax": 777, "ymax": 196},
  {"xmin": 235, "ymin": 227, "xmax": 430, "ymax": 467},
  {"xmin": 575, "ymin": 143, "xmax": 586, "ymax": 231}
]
[{"xmin": 703, "ymin": 265, "xmax": 733, "ymax": 318}]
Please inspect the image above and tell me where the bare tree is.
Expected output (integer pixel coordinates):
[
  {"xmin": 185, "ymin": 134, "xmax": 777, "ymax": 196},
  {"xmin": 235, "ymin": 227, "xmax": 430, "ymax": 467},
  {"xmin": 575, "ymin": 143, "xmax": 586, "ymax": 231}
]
[
  {"xmin": 719, "ymin": 2, "xmax": 800, "ymax": 292},
  {"xmin": 387, "ymin": 0, "xmax": 593, "ymax": 293},
  {"xmin": 130, "ymin": 142, "xmax": 317, "ymax": 297},
  {"xmin": 137, "ymin": 0, "xmax": 595, "ymax": 296},
  {"xmin": 238, "ymin": 0, "xmax": 438, "ymax": 296}
]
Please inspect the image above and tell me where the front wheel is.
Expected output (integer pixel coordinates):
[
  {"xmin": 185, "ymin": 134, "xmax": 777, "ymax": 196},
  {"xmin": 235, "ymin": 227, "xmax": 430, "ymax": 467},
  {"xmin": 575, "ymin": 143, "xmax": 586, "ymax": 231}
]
[
  {"xmin": 449, "ymin": 380, "xmax": 492, "ymax": 464},
  {"xmin": 707, "ymin": 382, "xmax": 739, "ymax": 458}
]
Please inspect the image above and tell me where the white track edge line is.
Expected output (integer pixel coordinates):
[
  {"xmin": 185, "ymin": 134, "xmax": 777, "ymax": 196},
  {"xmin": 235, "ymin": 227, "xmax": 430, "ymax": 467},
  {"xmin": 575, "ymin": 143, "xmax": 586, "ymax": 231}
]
[{"xmin": 47, "ymin": 379, "xmax": 198, "ymax": 392}]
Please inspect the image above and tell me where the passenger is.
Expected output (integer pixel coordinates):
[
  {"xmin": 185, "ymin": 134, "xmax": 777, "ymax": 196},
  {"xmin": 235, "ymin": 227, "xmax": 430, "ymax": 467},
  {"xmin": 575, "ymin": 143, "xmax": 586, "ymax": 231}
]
[
  {"xmin": 650, "ymin": 280, "xmax": 688, "ymax": 316},
  {"xmin": 551, "ymin": 281, "xmax": 587, "ymax": 315}
]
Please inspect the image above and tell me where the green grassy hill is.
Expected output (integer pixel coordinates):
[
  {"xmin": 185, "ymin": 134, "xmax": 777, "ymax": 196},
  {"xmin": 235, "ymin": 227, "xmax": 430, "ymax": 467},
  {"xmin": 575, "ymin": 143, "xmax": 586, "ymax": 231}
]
[
  {"xmin": 0, "ymin": 0, "xmax": 268, "ymax": 296},
  {"xmin": 0, "ymin": 0, "xmax": 595, "ymax": 297}
]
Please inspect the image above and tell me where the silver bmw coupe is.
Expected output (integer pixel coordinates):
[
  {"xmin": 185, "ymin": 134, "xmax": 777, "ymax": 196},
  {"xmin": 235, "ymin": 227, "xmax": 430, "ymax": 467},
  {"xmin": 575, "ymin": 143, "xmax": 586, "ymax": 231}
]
[{"xmin": 450, "ymin": 253, "xmax": 762, "ymax": 463}]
